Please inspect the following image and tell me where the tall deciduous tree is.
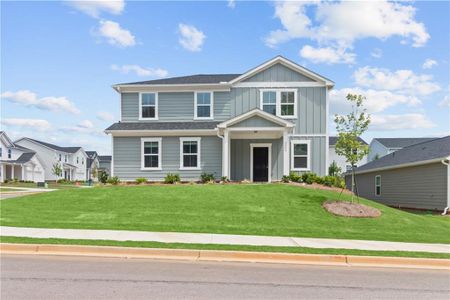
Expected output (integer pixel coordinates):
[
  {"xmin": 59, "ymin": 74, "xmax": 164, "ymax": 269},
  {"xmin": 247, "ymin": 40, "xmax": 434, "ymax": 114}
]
[{"xmin": 334, "ymin": 94, "xmax": 370, "ymax": 202}]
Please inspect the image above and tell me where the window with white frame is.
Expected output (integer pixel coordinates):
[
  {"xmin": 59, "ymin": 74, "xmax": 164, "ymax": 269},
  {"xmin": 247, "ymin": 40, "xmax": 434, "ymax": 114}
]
[
  {"xmin": 195, "ymin": 92, "xmax": 213, "ymax": 119},
  {"xmin": 375, "ymin": 175, "xmax": 381, "ymax": 196},
  {"xmin": 140, "ymin": 93, "xmax": 158, "ymax": 120},
  {"xmin": 180, "ymin": 137, "xmax": 201, "ymax": 169},
  {"xmin": 260, "ymin": 89, "xmax": 297, "ymax": 118},
  {"xmin": 8, "ymin": 149, "xmax": 11, "ymax": 159},
  {"xmin": 291, "ymin": 140, "xmax": 310, "ymax": 171},
  {"xmin": 59, "ymin": 154, "xmax": 61, "ymax": 161},
  {"xmin": 0, "ymin": 147, "xmax": 2, "ymax": 157},
  {"xmin": 141, "ymin": 138, "xmax": 162, "ymax": 170}
]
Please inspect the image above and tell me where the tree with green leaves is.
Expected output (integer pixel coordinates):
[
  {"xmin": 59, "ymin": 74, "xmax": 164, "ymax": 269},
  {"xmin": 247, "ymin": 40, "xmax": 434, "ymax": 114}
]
[
  {"xmin": 334, "ymin": 94, "xmax": 370, "ymax": 202},
  {"xmin": 52, "ymin": 162, "xmax": 63, "ymax": 179},
  {"xmin": 328, "ymin": 161, "xmax": 342, "ymax": 177}
]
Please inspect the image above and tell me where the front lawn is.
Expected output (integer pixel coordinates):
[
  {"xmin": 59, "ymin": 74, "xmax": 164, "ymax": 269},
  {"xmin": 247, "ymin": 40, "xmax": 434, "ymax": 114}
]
[{"xmin": 1, "ymin": 184, "xmax": 449, "ymax": 244}]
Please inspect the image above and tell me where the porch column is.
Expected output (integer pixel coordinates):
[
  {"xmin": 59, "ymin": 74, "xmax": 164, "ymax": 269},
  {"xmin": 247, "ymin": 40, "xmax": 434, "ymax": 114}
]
[
  {"xmin": 21, "ymin": 165, "xmax": 25, "ymax": 180},
  {"xmin": 222, "ymin": 129, "xmax": 229, "ymax": 178},
  {"xmin": 283, "ymin": 130, "xmax": 289, "ymax": 176},
  {"xmin": 11, "ymin": 165, "xmax": 14, "ymax": 179}
]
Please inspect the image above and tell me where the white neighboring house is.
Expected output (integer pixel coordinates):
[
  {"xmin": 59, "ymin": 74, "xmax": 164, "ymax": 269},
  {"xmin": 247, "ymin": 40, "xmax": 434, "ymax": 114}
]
[
  {"xmin": 368, "ymin": 138, "xmax": 437, "ymax": 162},
  {"xmin": 328, "ymin": 136, "xmax": 368, "ymax": 173},
  {"xmin": 0, "ymin": 131, "xmax": 45, "ymax": 182},
  {"xmin": 14, "ymin": 138, "xmax": 88, "ymax": 181}
]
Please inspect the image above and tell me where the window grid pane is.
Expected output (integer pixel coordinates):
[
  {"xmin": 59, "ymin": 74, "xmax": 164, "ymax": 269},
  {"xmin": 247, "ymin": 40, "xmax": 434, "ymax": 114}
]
[
  {"xmin": 197, "ymin": 106, "xmax": 211, "ymax": 118},
  {"xmin": 142, "ymin": 93, "xmax": 155, "ymax": 105},
  {"xmin": 197, "ymin": 93, "xmax": 211, "ymax": 105},
  {"xmin": 281, "ymin": 104, "xmax": 294, "ymax": 116},
  {"xmin": 183, "ymin": 154, "xmax": 198, "ymax": 167},
  {"xmin": 263, "ymin": 91, "xmax": 276, "ymax": 104},
  {"xmin": 281, "ymin": 92, "xmax": 295, "ymax": 103},
  {"xmin": 144, "ymin": 155, "xmax": 159, "ymax": 168},
  {"xmin": 294, "ymin": 144, "xmax": 308, "ymax": 156}
]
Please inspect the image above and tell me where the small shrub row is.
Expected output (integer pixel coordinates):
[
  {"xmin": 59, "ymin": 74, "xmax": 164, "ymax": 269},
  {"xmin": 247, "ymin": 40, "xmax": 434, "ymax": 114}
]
[
  {"xmin": 164, "ymin": 173, "xmax": 180, "ymax": 184},
  {"xmin": 284, "ymin": 171, "xmax": 345, "ymax": 188}
]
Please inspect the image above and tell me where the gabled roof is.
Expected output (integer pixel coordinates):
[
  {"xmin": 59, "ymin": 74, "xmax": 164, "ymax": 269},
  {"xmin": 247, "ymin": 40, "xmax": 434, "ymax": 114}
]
[
  {"xmin": 354, "ymin": 136, "xmax": 450, "ymax": 174},
  {"xmin": 16, "ymin": 138, "xmax": 82, "ymax": 153},
  {"xmin": 0, "ymin": 152, "xmax": 35, "ymax": 165},
  {"xmin": 117, "ymin": 74, "xmax": 241, "ymax": 86},
  {"xmin": 86, "ymin": 151, "xmax": 98, "ymax": 158},
  {"xmin": 105, "ymin": 121, "xmax": 219, "ymax": 131},
  {"xmin": 0, "ymin": 131, "xmax": 15, "ymax": 147},
  {"xmin": 217, "ymin": 108, "xmax": 295, "ymax": 128},
  {"xmin": 329, "ymin": 136, "xmax": 367, "ymax": 146},
  {"xmin": 373, "ymin": 137, "xmax": 437, "ymax": 149}
]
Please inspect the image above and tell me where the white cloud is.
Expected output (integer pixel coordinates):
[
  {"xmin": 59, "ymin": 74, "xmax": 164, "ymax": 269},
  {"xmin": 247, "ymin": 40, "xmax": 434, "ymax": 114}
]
[
  {"xmin": 227, "ymin": 0, "xmax": 236, "ymax": 9},
  {"xmin": 66, "ymin": 0, "xmax": 125, "ymax": 18},
  {"xmin": 1, "ymin": 90, "xmax": 80, "ymax": 114},
  {"xmin": 439, "ymin": 96, "xmax": 450, "ymax": 108},
  {"xmin": 330, "ymin": 88, "xmax": 421, "ymax": 114},
  {"xmin": 299, "ymin": 45, "xmax": 355, "ymax": 64},
  {"xmin": 353, "ymin": 67, "xmax": 440, "ymax": 96},
  {"xmin": 96, "ymin": 111, "xmax": 115, "ymax": 122},
  {"xmin": 371, "ymin": 48, "xmax": 383, "ymax": 58},
  {"xmin": 178, "ymin": 23, "xmax": 206, "ymax": 52},
  {"xmin": 110, "ymin": 64, "xmax": 168, "ymax": 77},
  {"xmin": 1, "ymin": 118, "xmax": 51, "ymax": 131},
  {"xmin": 422, "ymin": 58, "xmax": 437, "ymax": 69},
  {"xmin": 96, "ymin": 20, "xmax": 136, "ymax": 47},
  {"xmin": 78, "ymin": 120, "xmax": 94, "ymax": 129},
  {"xmin": 60, "ymin": 120, "xmax": 104, "ymax": 136},
  {"xmin": 371, "ymin": 113, "xmax": 436, "ymax": 130}
]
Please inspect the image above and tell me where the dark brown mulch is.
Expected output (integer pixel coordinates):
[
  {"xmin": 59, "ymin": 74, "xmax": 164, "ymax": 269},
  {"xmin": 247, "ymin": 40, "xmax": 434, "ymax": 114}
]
[{"xmin": 323, "ymin": 200, "xmax": 382, "ymax": 218}]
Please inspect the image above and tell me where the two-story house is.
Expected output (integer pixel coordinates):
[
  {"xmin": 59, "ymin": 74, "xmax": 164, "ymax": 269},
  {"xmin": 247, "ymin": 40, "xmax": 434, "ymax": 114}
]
[
  {"xmin": 105, "ymin": 56, "xmax": 334, "ymax": 182},
  {"xmin": 0, "ymin": 131, "xmax": 45, "ymax": 182},
  {"xmin": 14, "ymin": 138, "xmax": 88, "ymax": 181}
]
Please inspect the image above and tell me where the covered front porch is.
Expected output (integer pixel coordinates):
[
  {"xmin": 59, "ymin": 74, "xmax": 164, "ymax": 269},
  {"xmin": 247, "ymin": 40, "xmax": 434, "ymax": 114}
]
[
  {"xmin": 62, "ymin": 163, "xmax": 77, "ymax": 181},
  {"xmin": 217, "ymin": 109, "xmax": 294, "ymax": 182}
]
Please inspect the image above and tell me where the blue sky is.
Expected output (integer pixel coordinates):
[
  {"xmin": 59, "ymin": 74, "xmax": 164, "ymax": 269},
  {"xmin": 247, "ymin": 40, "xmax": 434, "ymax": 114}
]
[{"xmin": 1, "ymin": 0, "xmax": 449, "ymax": 154}]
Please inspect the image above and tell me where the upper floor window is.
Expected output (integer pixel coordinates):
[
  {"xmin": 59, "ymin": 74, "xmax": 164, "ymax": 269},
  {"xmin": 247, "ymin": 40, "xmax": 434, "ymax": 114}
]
[
  {"xmin": 291, "ymin": 140, "xmax": 310, "ymax": 171},
  {"xmin": 59, "ymin": 154, "xmax": 62, "ymax": 161},
  {"xmin": 195, "ymin": 92, "xmax": 213, "ymax": 119},
  {"xmin": 0, "ymin": 147, "xmax": 2, "ymax": 157},
  {"xmin": 375, "ymin": 175, "xmax": 381, "ymax": 196},
  {"xmin": 82, "ymin": 158, "xmax": 84, "ymax": 165},
  {"xmin": 260, "ymin": 89, "xmax": 297, "ymax": 119},
  {"xmin": 77, "ymin": 157, "xmax": 79, "ymax": 164},
  {"xmin": 8, "ymin": 149, "xmax": 12, "ymax": 159},
  {"xmin": 139, "ymin": 93, "xmax": 158, "ymax": 120},
  {"xmin": 141, "ymin": 138, "xmax": 161, "ymax": 170},
  {"xmin": 180, "ymin": 137, "xmax": 201, "ymax": 170},
  {"xmin": 65, "ymin": 155, "xmax": 67, "ymax": 162}
]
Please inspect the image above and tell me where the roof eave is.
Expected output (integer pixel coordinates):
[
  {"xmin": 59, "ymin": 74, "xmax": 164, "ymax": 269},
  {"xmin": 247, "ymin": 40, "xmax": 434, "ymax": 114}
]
[{"xmin": 352, "ymin": 157, "xmax": 446, "ymax": 175}]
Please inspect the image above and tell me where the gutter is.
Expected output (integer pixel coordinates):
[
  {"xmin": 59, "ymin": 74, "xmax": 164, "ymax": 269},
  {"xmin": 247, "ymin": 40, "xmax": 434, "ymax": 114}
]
[
  {"xmin": 351, "ymin": 158, "xmax": 445, "ymax": 176},
  {"xmin": 441, "ymin": 157, "xmax": 450, "ymax": 215}
]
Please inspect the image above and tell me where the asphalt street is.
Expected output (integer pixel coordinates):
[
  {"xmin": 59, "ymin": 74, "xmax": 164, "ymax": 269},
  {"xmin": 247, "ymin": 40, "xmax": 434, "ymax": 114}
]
[{"xmin": 1, "ymin": 254, "xmax": 449, "ymax": 299}]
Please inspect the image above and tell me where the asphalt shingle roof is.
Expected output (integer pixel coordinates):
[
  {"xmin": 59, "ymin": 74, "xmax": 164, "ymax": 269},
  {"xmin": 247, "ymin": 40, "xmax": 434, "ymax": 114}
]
[
  {"xmin": 354, "ymin": 136, "xmax": 450, "ymax": 173},
  {"xmin": 86, "ymin": 151, "xmax": 97, "ymax": 158},
  {"xmin": 119, "ymin": 74, "xmax": 241, "ymax": 85},
  {"xmin": 105, "ymin": 121, "xmax": 220, "ymax": 131},
  {"xmin": 329, "ymin": 136, "xmax": 367, "ymax": 146},
  {"xmin": 374, "ymin": 137, "xmax": 436, "ymax": 149},
  {"xmin": 1, "ymin": 152, "xmax": 36, "ymax": 164},
  {"xmin": 24, "ymin": 138, "xmax": 82, "ymax": 153},
  {"xmin": 98, "ymin": 155, "xmax": 111, "ymax": 162}
]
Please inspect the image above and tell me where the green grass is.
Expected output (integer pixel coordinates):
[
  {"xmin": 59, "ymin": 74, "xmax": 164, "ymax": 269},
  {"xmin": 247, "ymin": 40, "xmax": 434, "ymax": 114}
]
[
  {"xmin": 0, "ymin": 182, "xmax": 82, "ymax": 190},
  {"xmin": 2, "ymin": 236, "xmax": 449, "ymax": 259},
  {"xmin": 1, "ymin": 184, "xmax": 449, "ymax": 244},
  {"xmin": 0, "ymin": 188, "xmax": 26, "ymax": 192}
]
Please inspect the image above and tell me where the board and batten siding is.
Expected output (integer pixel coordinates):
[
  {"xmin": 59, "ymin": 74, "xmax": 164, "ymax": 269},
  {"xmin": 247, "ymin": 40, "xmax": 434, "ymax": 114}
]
[
  {"xmin": 242, "ymin": 63, "xmax": 314, "ymax": 82},
  {"xmin": 347, "ymin": 162, "xmax": 448, "ymax": 210},
  {"xmin": 290, "ymin": 136, "xmax": 327, "ymax": 176},
  {"xmin": 113, "ymin": 136, "xmax": 222, "ymax": 181}
]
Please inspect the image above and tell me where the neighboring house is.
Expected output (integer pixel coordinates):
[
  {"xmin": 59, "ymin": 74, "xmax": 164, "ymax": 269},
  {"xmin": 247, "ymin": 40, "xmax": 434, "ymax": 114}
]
[
  {"xmin": 105, "ymin": 56, "xmax": 334, "ymax": 182},
  {"xmin": 86, "ymin": 151, "xmax": 100, "ymax": 181},
  {"xmin": 368, "ymin": 138, "xmax": 436, "ymax": 162},
  {"xmin": 14, "ymin": 138, "xmax": 88, "ymax": 181},
  {"xmin": 346, "ymin": 136, "xmax": 450, "ymax": 211},
  {"xmin": 98, "ymin": 155, "xmax": 112, "ymax": 175},
  {"xmin": 328, "ymin": 136, "xmax": 368, "ymax": 173},
  {"xmin": 0, "ymin": 131, "xmax": 45, "ymax": 182}
]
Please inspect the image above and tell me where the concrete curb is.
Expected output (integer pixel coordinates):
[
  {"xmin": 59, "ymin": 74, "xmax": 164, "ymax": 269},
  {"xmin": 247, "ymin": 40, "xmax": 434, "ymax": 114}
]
[{"xmin": 1, "ymin": 243, "xmax": 449, "ymax": 270}]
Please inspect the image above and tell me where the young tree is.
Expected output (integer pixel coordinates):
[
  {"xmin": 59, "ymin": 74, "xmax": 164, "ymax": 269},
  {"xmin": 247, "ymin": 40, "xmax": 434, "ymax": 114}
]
[
  {"xmin": 334, "ymin": 94, "xmax": 370, "ymax": 202},
  {"xmin": 52, "ymin": 162, "xmax": 63, "ymax": 180},
  {"xmin": 328, "ymin": 161, "xmax": 342, "ymax": 177}
]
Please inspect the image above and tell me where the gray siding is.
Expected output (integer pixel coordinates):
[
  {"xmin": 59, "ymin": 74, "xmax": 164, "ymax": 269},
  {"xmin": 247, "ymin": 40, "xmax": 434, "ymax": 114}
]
[
  {"xmin": 230, "ymin": 116, "xmax": 283, "ymax": 128},
  {"xmin": 290, "ymin": 136, "xmax": 327, "ymax": 176},
  {"xmin": 113, "ymin": 136, "xmax": 222, "ymax": 181},
  {"xmin": 121, "ymin": 93, "xmax": 139, "ymax": 122},
  {"xmin": 243, "ymin": 64, "xmax": 314, "ymax": 82},
  {"xmin": 230, "ymin": 138, "xmax": 283, "ymax": 181},
  {"xmin": 346, "ymin": 163, "xmax": 448, "ymax": 210},
  {"xmin": 214, "ymin": 92, "xmax": 231, "ymax": 121}
]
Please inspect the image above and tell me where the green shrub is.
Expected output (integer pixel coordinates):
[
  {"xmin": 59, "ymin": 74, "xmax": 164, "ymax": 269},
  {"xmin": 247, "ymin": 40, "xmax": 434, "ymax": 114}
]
[
  {"xmin": 281, "ymin": 175, "xmax": 290, "ymax": 183},
  {"xmin": 164, "ymin": 173, "xmax": 180, "ymax": 184},
  {"xmin": 3, "ymin": 179, "xmax": 9, "ymax": 183},
  {"xmin": 323, "ymin": 176, "xmax": 336, "ymax": 187},
  {"xmin": 135, "ymin": 177, "xmax": 147, "ymax": 184},
  {"xmin": 107, "ymin": 176, "xmax": 120, "ymax": 185},
  {"xmin": 98, "ymin": 171, "xmax": 108, "ymax": 184},
  {"xmin": 220, "ymin": 176, "xmax": 229, "ymax": 183},
  {"xmin": 288, "ymin": 171, "xmax": 301, "ymax": 182},
  {"xmin": 57, "ymin": 179, "xmax": 69, "ymax": 184},
  {"xmin": 200, "ymin": 173, "xmax": 215, "ymax": 183},
  {"xmin": 301, "ymin": 172, "xmax": 318, "ymax": 184}
]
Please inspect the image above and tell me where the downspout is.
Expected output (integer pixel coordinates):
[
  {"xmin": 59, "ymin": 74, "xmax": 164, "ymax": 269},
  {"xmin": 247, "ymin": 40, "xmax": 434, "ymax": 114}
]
[{"xmin": 441, "ymin": 157, "xmax": 450, "ymax": 215}]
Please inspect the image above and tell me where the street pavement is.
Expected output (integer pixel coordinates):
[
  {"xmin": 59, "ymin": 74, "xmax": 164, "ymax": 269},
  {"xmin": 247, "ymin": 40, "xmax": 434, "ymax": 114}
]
[{"xmin": 1, "ymin": 254, "xmax": 449, "ymax": 299}]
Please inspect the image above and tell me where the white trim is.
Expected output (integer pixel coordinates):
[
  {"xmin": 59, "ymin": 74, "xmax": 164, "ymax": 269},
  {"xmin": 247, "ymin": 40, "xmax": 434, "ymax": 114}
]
[
  {"xmin": 105, "ymin": 129, "xmax": 217, "ymax": 137},
  {"xmin": 259, "ymin": 88, "xmax": 298, "ymax": 119},
  {"xmin": 113, "ymin": 83, "xmax": 230, "ymax": 93},
  {"xmin": 227, "ymin": 127, "xmax": 287, "ymax": 132},
  {"xmin": 233, "ymin": 82, "xmax": 325, "ymax": 88},
  {"xmin": 283, "ymin": 131, "xmax": 289, "ymax": 176},
  {"xmin": 217, "ymin": 108, "xmax": 295, "ymax": 128},
  {"xmin": 194, "ymin": 91, "xmax": 214, "ymax": 120},
  {"xmin": 250, "ymin": 143, "xmax": 272, "ymax": 182},
  {"xmin": 325, "ymin": 87, "xmax": 329, "ymax": 175},
  {"xmin": 290, "ymin": 140, "xmax": 311, "ymax": 171},
  {"xmin": 179, "ymin": 137, "xmax": 201, "ymax": 170},
  {"xmin": 141, "ymin": 137, "xmax": 162, "ymax": 171},
  {"xmin": 228, "ymin": 56, "xmax": 334, "ymax": 86},
  {"xmin": 289, "ymin": 134, "xmax": 326, "ymax": 137},
  {"xmin": 138, "ymin": 92, "xmax": 159, "ymax": 121},
  {"xmin": 375, "ymin": 175, "xmax": 381, "ymax": 196}
]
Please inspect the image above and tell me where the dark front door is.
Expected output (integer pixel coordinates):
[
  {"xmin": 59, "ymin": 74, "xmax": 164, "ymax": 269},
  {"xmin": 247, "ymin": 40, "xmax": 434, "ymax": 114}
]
[{"xmin": 253, "ymin": 147, "xmax": 269, "ymax": 182}]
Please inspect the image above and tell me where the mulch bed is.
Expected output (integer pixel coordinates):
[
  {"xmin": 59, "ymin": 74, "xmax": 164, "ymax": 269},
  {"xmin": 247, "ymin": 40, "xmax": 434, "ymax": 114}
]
[
  {"xmin": 289, "ymin": 182, "xmax": 353, "ymax": 195},
  {"xmin": 323, "ymin": 200, "xmax": 381, "ymax": 218}
]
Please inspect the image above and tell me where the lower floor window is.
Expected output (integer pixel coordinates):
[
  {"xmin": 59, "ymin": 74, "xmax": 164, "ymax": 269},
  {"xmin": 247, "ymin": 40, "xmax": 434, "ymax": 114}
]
[
  {"xmin": 180, "ymin": 137, "xmax": 201, "ymax": 169},
  {"xmin": 291, "ymin": 140, "xmax": 310, "ymax": 171},
  {"xmin": 375, "ymin": 175, "xmax": 381, "ymax": 196},
  {"xmin": 141, "ymin": 138, "xmax": 161, "ymax": 170}
]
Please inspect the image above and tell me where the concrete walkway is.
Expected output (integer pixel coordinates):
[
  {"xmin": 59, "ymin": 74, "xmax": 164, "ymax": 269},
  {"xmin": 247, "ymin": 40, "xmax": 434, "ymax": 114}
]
[{"xmin": 1, "ymin": 226, "xmax": 449, "ymax": 254}]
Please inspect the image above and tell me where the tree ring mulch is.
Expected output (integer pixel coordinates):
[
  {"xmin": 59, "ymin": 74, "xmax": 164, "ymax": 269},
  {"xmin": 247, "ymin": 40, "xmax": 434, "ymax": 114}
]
[{"xmin": 323, "ymin": 200, "xmax": 381, "ymax": 218}]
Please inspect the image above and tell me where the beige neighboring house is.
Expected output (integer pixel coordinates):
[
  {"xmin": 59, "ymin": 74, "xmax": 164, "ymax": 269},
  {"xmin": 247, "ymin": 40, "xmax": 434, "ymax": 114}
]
[{"xmin": 0, "ymin": 131, "xmax": 45, "ymax": 182}]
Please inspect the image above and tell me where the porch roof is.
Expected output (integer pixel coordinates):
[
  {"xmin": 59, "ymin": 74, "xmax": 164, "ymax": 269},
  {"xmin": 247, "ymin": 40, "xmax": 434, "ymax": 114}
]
[
  {"xmin": 0, "ymin": 153, "xmax": 35, "ymax": 165},
  {"xmin": 217, "ymin": 109, "xmax": 295, "ymax": 129},
  {"xmin": 63, "ymin": 163, "xmax": 77, "ymax": 169}
]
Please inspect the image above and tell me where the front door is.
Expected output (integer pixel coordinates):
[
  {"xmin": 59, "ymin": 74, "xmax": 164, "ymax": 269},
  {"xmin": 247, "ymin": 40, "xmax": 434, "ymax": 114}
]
[{"xmin": 253, "ymin": 147, "xmax": 269, "ymax": 182}]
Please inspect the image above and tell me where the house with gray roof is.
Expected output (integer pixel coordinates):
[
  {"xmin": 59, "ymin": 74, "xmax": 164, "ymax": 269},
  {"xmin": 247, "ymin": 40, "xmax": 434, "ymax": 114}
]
[
  {"xmin": 0, "ymin": 131, "xmax": 45, "ymax": 182},
  {"xmin": 14, "ymin": 137, "xmax": 88, "ymax": 181},
  {"xmin": 105, "ymin": 56, "xmax": 334, "ymax": 182},
  {"xmin": 328, "ymin": 136, "xmax": 368, "ymax": 173},
  {"xmin": 346, "ymin": 136, "xmax": 450, "ymax": 211},
  {"xmin": 368, "ymin": 137, "xmax": 437, "ymax": 162}
]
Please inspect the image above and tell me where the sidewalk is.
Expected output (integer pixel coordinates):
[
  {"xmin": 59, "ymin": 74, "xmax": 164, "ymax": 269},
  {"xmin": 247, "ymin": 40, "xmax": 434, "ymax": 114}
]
[{"xmin": 1, "ymin": 226, "xmax": 449, "ymax": 254}]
